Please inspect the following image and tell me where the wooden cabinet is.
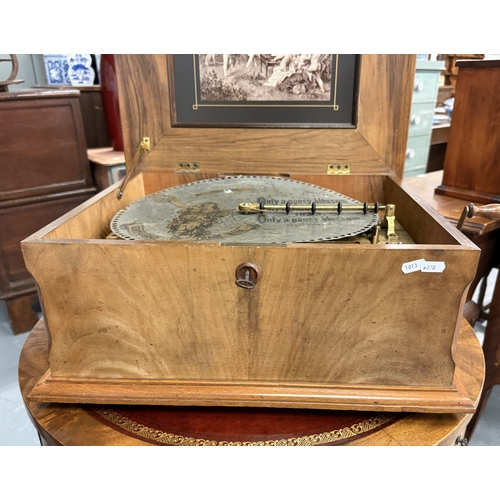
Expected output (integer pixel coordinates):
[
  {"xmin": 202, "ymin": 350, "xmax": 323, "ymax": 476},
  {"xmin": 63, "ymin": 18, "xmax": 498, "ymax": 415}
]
[
  {"xmin": 404, "ymin": 61, "xmax": 444, "ymax": 178},
  {"xmin": 443, "ymin": 54, "xmax": 483, "ymax": 88},
  {"xmin": 0, "ymin": 89, "xmax": 97, "ymax": 334},
  {"xmin": 88, "ymin": 147, "xmax": 126, "ymax": 191},
  {"xmin": 436, "ymin": 59, "xmax": 500, "ymax": 203},
  {"xmin": 32, "ymin": 85, "xmax": 112, "ymax": 149}
]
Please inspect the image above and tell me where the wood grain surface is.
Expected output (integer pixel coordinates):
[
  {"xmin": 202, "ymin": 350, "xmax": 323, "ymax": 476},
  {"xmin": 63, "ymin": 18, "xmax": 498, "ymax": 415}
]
[
  {"xmin": 113, "ymin": 55, "xmax": 415, "ymax": 179},
  {"xmin": 405, "ymin": 171, "xmax": 500, "ymax": 237},
  {"xmin": 26, "ymin": 243, "xmax": 475, "ymax": 387},
  {"xmin": 404, "ymin": 171, "xmax": 500, "ymax": 306},
  {"xmin": 404, "ymin": 169, "xmax": 500, "ymax": 440},
  {"xmin": 0, "ymin": 91, "xmax": 94, "ymax": 203},
  {"xmin": 22, "ymin": 169, "xmax": 480, "ymax": 411},
  {"xmin": 0, "ymin": 90, "xmax": 97, "ymax": 334},
  {"xmin": 20, "ymin": 55, "xmax": 481, "ymax": 412},
  {"xmin": 437, "ymin": 60, "xmax": 500, "ymax": 203},
  {"xmin": 19, "ymin": 317, "xmax": 484, "ymax": 446}
]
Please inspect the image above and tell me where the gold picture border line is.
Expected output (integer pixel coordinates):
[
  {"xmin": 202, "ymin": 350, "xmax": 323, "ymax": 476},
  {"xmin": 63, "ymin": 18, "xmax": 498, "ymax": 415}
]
[
  {"xmin": 192, "ymin": 54, "xmax": 339, "ymax": 111},
  {"xmin": 93, "ymin": 408, "xmax": 393, "ymax": 446}
]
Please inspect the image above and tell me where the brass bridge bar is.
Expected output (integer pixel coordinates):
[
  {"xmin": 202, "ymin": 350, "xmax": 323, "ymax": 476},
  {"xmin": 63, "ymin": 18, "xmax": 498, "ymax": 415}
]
[{"xmin": 239, "ymin": 201, "xmax": 385, "ymax": 215}]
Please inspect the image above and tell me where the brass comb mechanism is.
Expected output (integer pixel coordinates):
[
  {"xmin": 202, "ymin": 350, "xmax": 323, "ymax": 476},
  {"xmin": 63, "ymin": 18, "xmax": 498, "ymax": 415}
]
[
  {"xmin": 239, "ymin": 201, "xmax": 385, "ymax": 215},
  {"xmin": 239, "ymin": 201, "xmax": 397, "ymax": 244}
]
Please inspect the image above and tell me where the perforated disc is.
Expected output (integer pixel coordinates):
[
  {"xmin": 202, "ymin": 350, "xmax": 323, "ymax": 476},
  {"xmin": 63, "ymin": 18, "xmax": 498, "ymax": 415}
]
[{"xmin": 111, "ymin": 176, "xmax": 378, "ymax": 244}]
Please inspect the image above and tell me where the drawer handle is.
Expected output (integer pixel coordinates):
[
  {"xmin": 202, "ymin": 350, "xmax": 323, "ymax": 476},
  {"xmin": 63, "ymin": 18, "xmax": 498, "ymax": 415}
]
[
  {"xmin": 406, "ymin": 148, "xmax": 416, "ymax": 159},
  {"xmin": 414, "ymin": 80, "xmax": 424, "ymax": 92},
  {"xmin": 411, "ymin": 115, "xmax": 421, "ymax": 125}
]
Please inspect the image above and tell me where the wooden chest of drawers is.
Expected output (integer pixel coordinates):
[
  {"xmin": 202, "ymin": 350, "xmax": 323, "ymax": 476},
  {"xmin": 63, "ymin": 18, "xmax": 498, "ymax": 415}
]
[
  {"xmin": 404, "ymin": 61, "xmax": 444, "ymax": 177},
  {"xmin": 0, "ymin": 89, "xmax": 96, "ymax": 333}
]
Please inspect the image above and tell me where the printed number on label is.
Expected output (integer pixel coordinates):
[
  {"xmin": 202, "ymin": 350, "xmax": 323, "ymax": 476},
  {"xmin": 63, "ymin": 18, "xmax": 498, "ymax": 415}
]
[
  {"xmin": 402, "ymin": 259, "xmax": 445, "ymax": 274},
  {"xmin": 401, "ymin": 259, "xmax": 425, "ymax": 274},
  {"xmin": 421, "ymin": 261, "xmax": 446, "ymax": 273}
]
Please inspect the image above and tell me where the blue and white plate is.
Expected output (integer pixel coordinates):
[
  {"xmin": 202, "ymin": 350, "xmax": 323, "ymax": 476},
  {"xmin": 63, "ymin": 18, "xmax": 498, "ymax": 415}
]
[{"xmin": 67, "ymin": 54, "xmax": 95, "ymax": 85}]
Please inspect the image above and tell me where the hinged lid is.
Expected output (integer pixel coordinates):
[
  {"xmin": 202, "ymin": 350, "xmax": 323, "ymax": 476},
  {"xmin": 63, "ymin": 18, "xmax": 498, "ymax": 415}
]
[{"xmin": 114, "ymin": 54, "xmax": 416, "ymax": 183}]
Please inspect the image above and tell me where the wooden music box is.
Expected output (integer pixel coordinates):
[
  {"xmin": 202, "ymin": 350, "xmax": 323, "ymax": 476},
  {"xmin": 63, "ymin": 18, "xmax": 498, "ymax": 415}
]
[{"xmin": 22, "ymin": 55, "xmax": 480, "ymax": 413}]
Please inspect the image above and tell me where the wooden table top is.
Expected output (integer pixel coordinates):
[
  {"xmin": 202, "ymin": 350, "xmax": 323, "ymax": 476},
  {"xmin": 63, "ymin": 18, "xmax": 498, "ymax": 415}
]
[
  {"xmin": 19, "ymin": 318, "xmax": 484, "ymax": 446},
  {"xmin": 404, "ymin": 170, "xmax": 500, "ymax": 237},
  {"xmin": 87, "ymin": 147, "xmax": 125, "ymax": 167}
]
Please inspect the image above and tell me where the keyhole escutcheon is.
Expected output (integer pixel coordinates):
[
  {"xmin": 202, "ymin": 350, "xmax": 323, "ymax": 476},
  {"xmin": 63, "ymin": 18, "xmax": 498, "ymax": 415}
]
[{"xmin": 235, "ymin": 263, "xmax": 261, "ymax": 289}]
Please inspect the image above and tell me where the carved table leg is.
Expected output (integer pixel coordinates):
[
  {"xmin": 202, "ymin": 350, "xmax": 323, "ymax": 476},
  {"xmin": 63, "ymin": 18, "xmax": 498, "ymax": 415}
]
[{"xmin": 466, "ymin": 267, "xmax": 500, "ymax": 440}]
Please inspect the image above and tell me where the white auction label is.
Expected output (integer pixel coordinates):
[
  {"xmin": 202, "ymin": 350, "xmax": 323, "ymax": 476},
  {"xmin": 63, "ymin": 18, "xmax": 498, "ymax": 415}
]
[
  {"xmin": 402, "ymin": 259, "xmax": 446, "ymax": 274},
  {"xmin": 421, "ymin": 261, "xmax": 446, "ymax": 273},
  {"xmin": 401, "ymin": 259, "xmax": 425, "ymax": 274}
]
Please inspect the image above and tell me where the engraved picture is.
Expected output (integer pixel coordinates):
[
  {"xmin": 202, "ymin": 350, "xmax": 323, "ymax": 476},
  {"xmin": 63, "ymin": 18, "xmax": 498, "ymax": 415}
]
[
  {"xmin": 169, "ymin": 54, "xmax": 357, "ymax": 126},
  {"xmin": 199, "ymin": 54, "xmax": 333, "ymax": 102}
]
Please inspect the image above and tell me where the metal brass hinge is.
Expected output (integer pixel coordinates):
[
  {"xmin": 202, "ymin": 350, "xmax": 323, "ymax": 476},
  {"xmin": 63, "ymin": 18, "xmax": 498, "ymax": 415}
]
[
  {"xmin": 328, "ymin": 164, "xmax": 350, "ymax": 175},
  {"xmin": 117, "ymin": 137, "xmax": 151, "ymax": 200},
  {"xmin": 176, "ymin": 162, "xmax": 200, "ymax": 173}
]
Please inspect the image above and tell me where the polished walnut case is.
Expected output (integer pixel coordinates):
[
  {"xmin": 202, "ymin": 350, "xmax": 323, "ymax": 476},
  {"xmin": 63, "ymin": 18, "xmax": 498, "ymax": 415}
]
[{"xmin": 22, "ymin": 55, "xmax": 480, "ymax": 413}]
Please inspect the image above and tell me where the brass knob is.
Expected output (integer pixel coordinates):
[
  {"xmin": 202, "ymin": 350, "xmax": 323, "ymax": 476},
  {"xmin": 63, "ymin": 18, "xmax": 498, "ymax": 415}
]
[{"xmin": 235, "ymin": 263, "xmax": 261, "ymax": 289}]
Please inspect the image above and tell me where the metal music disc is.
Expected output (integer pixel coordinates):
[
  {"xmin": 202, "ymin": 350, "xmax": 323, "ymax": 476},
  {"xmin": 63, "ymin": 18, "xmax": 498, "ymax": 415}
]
[{"xmin": 110, "ymin": 176, "xmax": 378, "ymax": 244}]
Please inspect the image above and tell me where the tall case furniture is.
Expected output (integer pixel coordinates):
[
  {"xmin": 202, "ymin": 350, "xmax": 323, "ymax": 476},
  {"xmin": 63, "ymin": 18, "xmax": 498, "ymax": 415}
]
[
  {"xmin": 0, "ymin": 89, "xmax": 96, "ymax": 334},
  {"xmin": 435, "ymin": 59, "xmax": 500, "ymax": 203}
]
